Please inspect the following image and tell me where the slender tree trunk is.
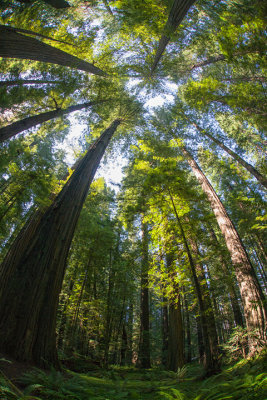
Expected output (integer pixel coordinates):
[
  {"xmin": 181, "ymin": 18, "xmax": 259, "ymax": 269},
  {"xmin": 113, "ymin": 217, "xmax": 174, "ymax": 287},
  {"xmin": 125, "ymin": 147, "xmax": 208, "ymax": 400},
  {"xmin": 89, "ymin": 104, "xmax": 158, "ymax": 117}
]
[
  {"xmin": 120, "ymin": 323, "xmax": 128, "ymax": 366},
  {"xmin": 151, "ymin": 0, "xmax": 197, "ymax": 74},
  {"xmin": 0, "ymin": 119, "xmax": 121, "ymax": 367},
  {"xmin": 57, "ymin": 278, "xmax": 74, "ymax": 350},
  {"xmin": 187, "ymin": 119, "xmax": 267, "ymax": 188},
  {"xmin": 0, "ymin": 79, "xmax": 60, "ymax": 87},
  {"xmin": 183, "ymin": 147, "xmax": 267, "ymax": 348},
  {"xmin": 104, "ymin": 250, "xmax": 114, "ymax": 366},
  {"xmin": 186, "ymin": 50, "xmax": 261, "ymax": 74},
  {"xmin": 184, "ymin": 294, "xmax": 191, "ymax": 363},
  {"xmin": 0, "ymin": 26, "xmax": 107, "ymax": 76},
  {"xmin": 165, "ymin": 253, "xmax": 185, "ymax": 371},
  {"xmin": 103, "ymin": 0, "xmax": 114, "ymax": 15},
  {"xmin": 189, "ymin": 237, "xmax": 219, "ymax": 360},
  {"xmin": 126, "ymin": 300, "xmax": 134, "ymax": 365},
  {"xmin": 161, "ymin": 294, "xmax": 169, "ymax": 367},
  {"xmin": 254, "ymin": 233, "xmax": 267, "ymax": 263},
  {"xmin": 168, "ymin": 189, "xmax": 219, "ymax": 372},
  {"xmin": 196, "ymin": 314, "xmax": 204, "ymax": 362},
  {"xmin": 43, "ymin": 0, "xmax": 70, "ymax": 8},
  {"xmin": 0, "ymin": 99, "xmax": 106, "ymax": 142},
  {"xmin": 71, "ymin": 256, "xmax": 92, "ymax": 343},
  {"xmin": 137, "ymin": 218, "xmax": 151, "ymax": 368},
  {"xmin": 209, "ymin": 227, "xmax": 244, "ymax": 328},
  {"xmin": 19, "ymin": 0, "xmax": 70, "ymax": 8}
]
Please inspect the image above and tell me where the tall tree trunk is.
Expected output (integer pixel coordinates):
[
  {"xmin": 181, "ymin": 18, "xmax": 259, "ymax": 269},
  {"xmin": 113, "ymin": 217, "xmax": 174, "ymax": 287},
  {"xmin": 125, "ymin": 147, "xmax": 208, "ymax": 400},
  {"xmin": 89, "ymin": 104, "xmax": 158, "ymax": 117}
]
[
  {"xmin": 166, "ymin": 253, "xmax": 185, "ymax": 371},
  {"xmin": 57, "ymin": 278, "xmax": 75, "ymax": 350},
  {"xmin": 43, "ymin": 0, "xmax": 70, "ymax": 8},
  {"xmin": 183, "ymin": 147, "xmax": 267, "ymax": 348},
  {"xmin": 196, "ymin": 314, "xmax": 204, "ymax": 362},
  {"xmin": 18, "ymin": 0, "xmax": 70, "ymax": 8},
  {"xmin": 184, "ymin": 293, "xmax": 191, "ymax": 363},
  {"xmin": 185, "ymin": 50, "xmax": 261, "ymax": 74},
  {"xmin": 126, "ymin": 300, "xmax": 134, "ymax": 365},
  {"xmin": 137, "ymin": 218, "xmax": 151, "ymax": 368},
  {"xmin": 0, "ymin": 99, "xmax": 106, "ymax": 142},
  {"xmin": 186, "ymin": 118, "xmax": 267, "ymax": 188},
  {"xmin": 167, "ymin": 296, "xmax": 184, "ymax": 371},
  {"xmin": 120, "ymin": 323, "xmax": 128, "ymax": 366},
  {"xmin": 0, "ymin": 119, "xmax": 121, "ymax": 367},
  {"xmin": 71, "ymin": 256, "xmax": 92, "ymax": 343},
  {"xmin": 168, "ymin": 189, "xmax": 219, "ymax": 372},
  {"xmin": 0, "ymin": 79, "xmax": 60, "ymax": 87},
  {"xmin": 189, "ymin": 237, "xmax": 219, "ymax": 360},
  {"xmin": 0, "ymin": 26, "xmax": 107, "ymax": 76},
  {"xmin": 104, "ymin": 250, "xmax": 115, "ymax": 366},
  {"xmin": 151, "ymin": 0, "xmax": 197, "ymax": 74},
  {"xmin": 209, "ymin": 227, "xmax": 244, "ymax": 327},
  {"xmin": 161, "ymin": 293, "xmax": 169, "ymax": 367}
]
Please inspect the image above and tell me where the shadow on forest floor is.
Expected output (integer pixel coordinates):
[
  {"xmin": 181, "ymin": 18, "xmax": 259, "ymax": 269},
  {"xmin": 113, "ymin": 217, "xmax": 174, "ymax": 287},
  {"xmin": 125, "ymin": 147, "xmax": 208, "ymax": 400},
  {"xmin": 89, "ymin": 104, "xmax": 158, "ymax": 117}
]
[{"xmin": 0, "ymin": 351, "xmax": 266, "ymax": 399}]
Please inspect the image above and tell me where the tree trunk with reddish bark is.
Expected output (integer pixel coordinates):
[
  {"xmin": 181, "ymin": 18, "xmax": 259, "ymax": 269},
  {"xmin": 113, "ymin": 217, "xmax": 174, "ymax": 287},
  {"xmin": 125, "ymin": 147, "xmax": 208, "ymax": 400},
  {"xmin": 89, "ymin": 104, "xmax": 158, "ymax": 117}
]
[
  {"xmin": 0, "ymin": 99, "xmax": 107, "ymax": 142},
  {"xmin": 0, "ymin": 120, "xmax": 121, "ymax": 367},
  {"xmin": 151, "ymin": 0, "xmax": 197, "ymax": 74},
  {"xmin": 183, "ymin": 147, "xmax": 267, "ymax": 349},
  {"xmin": 0, "ymin": 25, "xmax": 107, "ymax": 76}
]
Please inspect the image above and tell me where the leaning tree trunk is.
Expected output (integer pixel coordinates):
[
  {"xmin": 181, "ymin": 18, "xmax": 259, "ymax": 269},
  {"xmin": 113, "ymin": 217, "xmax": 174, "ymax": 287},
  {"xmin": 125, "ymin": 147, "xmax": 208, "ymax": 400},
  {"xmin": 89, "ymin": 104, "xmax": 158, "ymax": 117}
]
[
  {"xmin": 0, "ymin": 25, "xmax": 107, "ymax": 76},
  {"xmin": 0, "ymin": 119, "xmax": 121, "ymax": 367},
  {"xmin": 151, "ymin": 0, "xmax": 197, "ymax": 74},
  {"xmin": 187, "ymin": 118, "xmax": 267, "ymax": 189},
  {"xmin": 183, "ymin": 147, "xmax": 267, "ymax": 349},
  {"xmin": 137, "ymin": 218, "xmax": 151, "ymax": 368},
  {"xmin": 0, "ymin": 99, "xmax": 107, "ymax": 142}
]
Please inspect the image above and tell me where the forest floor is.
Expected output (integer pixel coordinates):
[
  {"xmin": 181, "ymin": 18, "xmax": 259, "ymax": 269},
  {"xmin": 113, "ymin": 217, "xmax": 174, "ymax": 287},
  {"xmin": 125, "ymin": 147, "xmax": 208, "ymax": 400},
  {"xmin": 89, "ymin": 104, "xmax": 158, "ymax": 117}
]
[{"xmin": 0, "ymin": 351, "xmax": 266, "ymax": 400}]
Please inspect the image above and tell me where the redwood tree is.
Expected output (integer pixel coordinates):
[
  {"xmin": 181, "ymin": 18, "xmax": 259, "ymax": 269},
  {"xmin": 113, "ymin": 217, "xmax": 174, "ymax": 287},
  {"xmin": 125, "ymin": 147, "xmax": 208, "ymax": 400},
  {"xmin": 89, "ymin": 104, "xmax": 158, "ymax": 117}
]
[
  {"xmin": 0, "ymin": 119, "xmax": 121, "ymax": 367},
  {"xmin": 183, "ymin": 147, "xmax": 267, "ymax": 350},
  {"xmin": 0, "ymin": 25, "xmax": 107, "ymax": 76},
  {"xmin": 0, "ymin": 99, "xmax": 107, "ymax": 142},
  {"xmin": 137, "ymin": 218, "xmax": 151, "ymax": 368}
]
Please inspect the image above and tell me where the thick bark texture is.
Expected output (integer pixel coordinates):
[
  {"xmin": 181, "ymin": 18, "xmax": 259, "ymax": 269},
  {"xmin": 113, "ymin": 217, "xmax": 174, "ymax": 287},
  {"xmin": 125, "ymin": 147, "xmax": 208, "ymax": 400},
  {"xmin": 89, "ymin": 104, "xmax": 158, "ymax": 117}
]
[
  {"xmin": 188, "ymin": 119, "xmax": 267, "ymax": 189},
  {"xmin": 137, "ymin": 219, "xmax": 151, "ymax": 368},
  {"xmin": 167, "ymin": 297, "xmax": 184, "ymax": 371},
  {"xmin": 183, "ymin": 148, "xmax": 267, "ymax": 347},
  {"xmin": 0, "ymin": 26, "xmax": 107, "ymax": 76},
  {"xmin": 151, "ymin": 0, "xmax": 197, "ymax": 74},
  {"xmin": 0, "ymin": 99, "xmax": 106, "ymax": 142},
  {"xmin": 0, "ymin": 120, "xmax": 121, "ymax": 366}
]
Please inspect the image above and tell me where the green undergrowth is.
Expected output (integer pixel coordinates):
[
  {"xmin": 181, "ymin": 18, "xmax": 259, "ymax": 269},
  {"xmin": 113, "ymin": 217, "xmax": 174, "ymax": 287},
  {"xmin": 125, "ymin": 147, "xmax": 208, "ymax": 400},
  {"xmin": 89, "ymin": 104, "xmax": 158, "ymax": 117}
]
[{"xmin": 0, "ymin": 352, "xmax": 266, "ymax": 400}]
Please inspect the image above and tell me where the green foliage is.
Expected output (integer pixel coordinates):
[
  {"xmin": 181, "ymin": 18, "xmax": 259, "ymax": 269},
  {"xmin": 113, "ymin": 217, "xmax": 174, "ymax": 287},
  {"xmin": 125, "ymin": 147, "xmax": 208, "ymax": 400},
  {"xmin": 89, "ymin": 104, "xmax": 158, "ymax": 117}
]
[
  {"xmin": 0, "ymin": 374, "xmax": 42, "ymax": 400},
  {"xmin": 12, "ymin": 355, "xmax": 266, "ymax": 399}
]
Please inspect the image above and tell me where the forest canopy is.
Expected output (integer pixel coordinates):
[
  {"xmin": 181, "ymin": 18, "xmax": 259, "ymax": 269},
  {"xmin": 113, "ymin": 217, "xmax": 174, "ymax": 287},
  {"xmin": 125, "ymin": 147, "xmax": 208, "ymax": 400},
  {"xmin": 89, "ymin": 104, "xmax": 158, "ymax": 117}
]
[{"xmin": 0, "ymin": 0, "xmax": 266, "ymax": 399}]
